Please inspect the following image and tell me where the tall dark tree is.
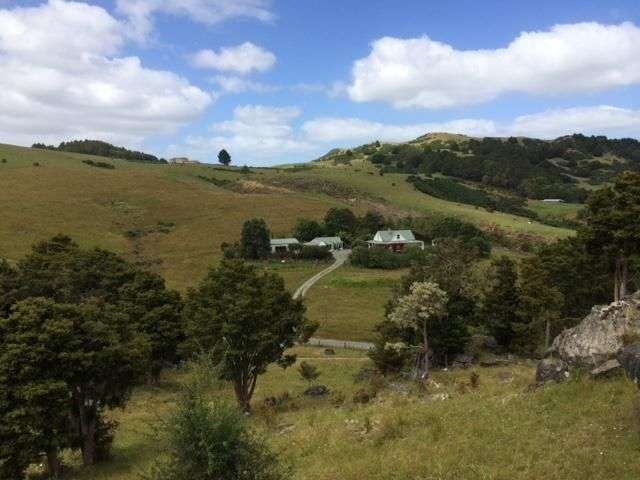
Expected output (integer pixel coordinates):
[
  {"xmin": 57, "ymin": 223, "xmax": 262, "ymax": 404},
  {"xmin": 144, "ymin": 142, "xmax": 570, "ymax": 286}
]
[
  {"xmin": 0, "ymin": 298, "xmax": 150, "ymax": 469},
  {"xmin": 117, "ymin": 271, "xmax": 184, "ymax": 383},
  {"xmin": 583, "ymin": 171, "xmax": 640, "ymax": 301},
  {"xmin": 293, "ymin": 218, "xmax": 324, "ymax": 242},
  {"xmin": 218, "ymin": 149, "xmax": 232, "ymax": 166},
  {"xmin": 482, "ymin": 256, "xmax": 520, "ymax": 348},
  {"xmin": 0, "ymin": 259, "xmax": 19, "ymax": 317},
  {"xmin": 182, "ymin": 260, "xmax": 316, "ymax": 411},
  {"xmin": 515, "ymin": 257, "xmax": 564, "ymax": 353},
  {"xmin": 323, "ymin": 207, "xmax": 357, "ymax": 236},
  {"xmin": 240, "ymin": 218, "xmax": 271, "ymax": 260},
  {"xmin": 359, "ymin": 211, "xmax": 386, "ymax": 236}
]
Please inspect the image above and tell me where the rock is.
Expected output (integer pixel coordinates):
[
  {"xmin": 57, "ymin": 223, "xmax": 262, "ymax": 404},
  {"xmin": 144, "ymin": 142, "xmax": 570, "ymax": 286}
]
[
  {"xmin": 535, "ymin": 357, "xmax": 570, "ymax": 384},
  {"xmin": 352, "ymin": 388, "xmax": 373, "ymax": 404},
  {"xmin": 324, "ymin": 348, "xmax": 335, "ymax": 356},
  {"xmin": 618, "ymin": 343, "xmax": 640, "ymax": 385},
  {"xmin": 551, "ymin": 292, "xmax": 640, "ymax": 367},
  {"xmin": 304, "ymin": 385, "xmax": 329, "ymax": 397},
  {"xmin": 479, "ymin": 354, "xmax": 511, "ymax": 367},
  {"xmin": 452, "ymin": 353, "xmax": 474, "ymax": 369},
  {"xmin": 590, "ymin": 359, "xmax": 622, "ymax": 378}
]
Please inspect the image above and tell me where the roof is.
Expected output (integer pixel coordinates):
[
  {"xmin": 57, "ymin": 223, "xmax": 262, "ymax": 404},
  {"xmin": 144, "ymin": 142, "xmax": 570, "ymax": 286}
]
[
  {"xmin": 307, "ymin": 236, "xmax": 342, "ymax": 245},
  {"xmin": 270, "ymin": 238, "xmax": 300, "ymax": 246},
  {"xmin": 372, "ymin": 230, "xmax": 417, "ymax": 242}
]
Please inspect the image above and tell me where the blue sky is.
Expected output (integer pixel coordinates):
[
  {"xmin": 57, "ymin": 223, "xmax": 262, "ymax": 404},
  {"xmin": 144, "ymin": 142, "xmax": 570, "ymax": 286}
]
[{"xmin": 1, "ymin": 0, "xmax": 639, "ymax": 165}]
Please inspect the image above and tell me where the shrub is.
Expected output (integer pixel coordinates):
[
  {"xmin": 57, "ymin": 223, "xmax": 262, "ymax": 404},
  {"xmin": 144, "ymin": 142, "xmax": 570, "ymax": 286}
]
[
  {"xmin": 33, "ymin": 162, "xmax": 40, "ymax": 167},
  {"xmin": 297, "ymin": 361, "xmax": 321, "ymax": 384},
  {"xmin": 368, "ymin": 341, "xmax": 412, "ymax": 375},
  {"xmin": 1, "ymin": 158, "xmax": 6, "ymax": 163},
  {"xmin": 298, "ymin": 245, "xmax": 332, "ymax": 261},
  {"xmin": 151, "ymin": 393, "xmax": 286, "ymax": 480},
  {"xmin": 349, "ymin": 245, "xmax": 425, "ymax": 269},
  {"xmin": 82, "ymin": 159, "xmax": 115, "ymax": 169}
]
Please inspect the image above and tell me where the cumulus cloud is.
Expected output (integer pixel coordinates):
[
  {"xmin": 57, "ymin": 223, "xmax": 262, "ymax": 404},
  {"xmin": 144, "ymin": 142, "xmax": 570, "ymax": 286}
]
[
  {"xmin": 212, "ymin": 75, "xmax": 278, "ymax": 94},
  {"xmin": 192, "ymin": 42, "xmax": 276, "ymax": 74},
  {"xmin": 348, "ymin": 22, "xmax": 640, "ymax": 108},
  {"xmin": 116, "ymin": 0, "xmax": 274, "ymax": 41},
  {"xmin": 302, "ymin": 117, "xmax": 497, "ymax": 143},
  {"xmin": 171, "ymin": 105, "xmax": 315, "ymax": 163},
  {"xmin": 301, "ymin": 106, "xmax": 640, "ymax": 145},
  {"xmin": 0, "ymin": 0, "xmax": 212, "ymax": 147}
]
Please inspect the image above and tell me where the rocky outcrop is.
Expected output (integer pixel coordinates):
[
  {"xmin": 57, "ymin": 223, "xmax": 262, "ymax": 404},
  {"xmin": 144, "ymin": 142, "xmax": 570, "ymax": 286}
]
[
  {"xmin": 550, "ymin": 292, "xmax": 640, "ymax": 367},
  {"xmin": 536, "ymin": 358, "xmax": 569, "ymax": 384},
  {"xmin": 618, "ymin": 344, "xmax": 640, "ymax": 385}
]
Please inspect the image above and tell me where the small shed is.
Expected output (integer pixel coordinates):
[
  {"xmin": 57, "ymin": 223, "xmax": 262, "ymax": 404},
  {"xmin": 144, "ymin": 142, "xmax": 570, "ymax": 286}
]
[
  {"xmin": 270, "ymin": 238, "xmax": 300, "ymax": 253},
  {"xmin": 306, "ymin": 236, "xmax": 343, "ymax": 251}
]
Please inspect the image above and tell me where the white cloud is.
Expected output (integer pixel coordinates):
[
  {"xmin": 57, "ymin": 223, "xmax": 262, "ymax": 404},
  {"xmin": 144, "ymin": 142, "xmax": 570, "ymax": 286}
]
[
  {"xmin": 348, "ymin": 22, "xmax": 640, "ymax": 108},
  {"xmin": 192, "ymin": 42, "xmax": 276, "ymax": 74},
  {"xmin": 302, "ymin": 118, "xmax": 497, "ymax": 143},
  {"xmin": 212, "ymin": 75, "xmax": 279, "ymax": 94},
  {"xmin": 0, "ymin": 0, "xmax": 212, "ymax": 147},
  {"xmin": 509, "ymin": 106, "xmax": 640, "ymax": 139},
  {"xmin": 302, "ymin": 106, "xmax": 640, "ymax": 145},
  {"xmin": 116, "ymin": 0, "xmax": 274, "ymax": 41},
  {"xmin": 170, "ymin": 105, "xmax": 315, "ymax": 163}
]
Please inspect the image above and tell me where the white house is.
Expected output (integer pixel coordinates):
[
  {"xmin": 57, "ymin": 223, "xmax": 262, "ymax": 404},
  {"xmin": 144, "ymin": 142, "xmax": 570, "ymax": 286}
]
[
  {"xmin": 305, "ymin": 236, "xmax": 343, "ymax": 251},
  {"xmin": 542, "ymin": 198, "xmax": 565, "ymax": 203},
  {"xmin": 270, "ymin": 238, "xmax": 300, "ymax": 253},
  {"xmin": 367, "ymin": 230, "xmax": 424, "ymax": 252}
]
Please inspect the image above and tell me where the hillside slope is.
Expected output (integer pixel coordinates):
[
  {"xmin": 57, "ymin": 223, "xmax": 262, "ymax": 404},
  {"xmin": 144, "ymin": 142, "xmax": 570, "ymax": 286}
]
[{"xmin": 0, "ymin": 141, "xmax": 575, "ymax": 290}]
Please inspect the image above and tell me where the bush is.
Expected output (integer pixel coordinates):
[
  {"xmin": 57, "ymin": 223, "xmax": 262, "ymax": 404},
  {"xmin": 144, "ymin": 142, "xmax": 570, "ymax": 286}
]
[
  {"xmin": 151, "ymin": 393, "xmax": 286, "ymax": 480},
  {"xmin": 349, "ymin": 245, "xmax": 424, "ymax": 269},
  {"xmin": 32, "ymin": 162, "xmax": 40, "ymax": 167},
  {"xmin": 1, "ymin": 158, "xmax": 6, "ymax": 163},
  {"xmin": 82, "ymin": 159, "xmax": 115, "ymax": 169},
  {"xmin": 298, "ymin": 245, "xmax": 332, "ymax": 261},
  {"xmin": 368, "ymin": 341, "xmax": 412, "ymax": 375}
]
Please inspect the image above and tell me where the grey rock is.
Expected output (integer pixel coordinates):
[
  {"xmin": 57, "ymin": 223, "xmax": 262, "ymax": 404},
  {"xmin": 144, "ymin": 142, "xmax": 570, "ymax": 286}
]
[
  {"xmin": 551, "ymin": 292, "xmax": 640, "ymax": 367},
  {"xmin": 590, "ymin": 359, "xmax": 622, "ymax": 378},
  {"xmin": 536, "ymin": 357, "xmax": 570, "ymax": 384},
  {"xmin": 304, "ymin": 384, "xmax": 329, "ymax": 397},
  {"xmin": 452, "ymin": 353, "xmax": 474, "ymax": 369},
  {"xmin": 618, "ymin": 343, "xmax": 640, "ymax": 386}
]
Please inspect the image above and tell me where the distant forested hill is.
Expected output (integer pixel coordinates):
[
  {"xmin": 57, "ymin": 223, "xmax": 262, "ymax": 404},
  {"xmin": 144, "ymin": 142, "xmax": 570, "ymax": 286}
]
[
  {"xmin": 322, "ymin": 134, "xmax": 640, "ymax": 204},
  {"xmin": 32, "ymin": 139, "xmax": 166, "ymax": 164}
]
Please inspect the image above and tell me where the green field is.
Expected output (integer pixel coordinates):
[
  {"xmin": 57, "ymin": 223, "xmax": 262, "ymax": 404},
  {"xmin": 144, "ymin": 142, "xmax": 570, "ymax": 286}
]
[
  {"xmin": 59, "ymin": 347, "xmax": 640, "ymax": 480},
  {"xmin": 304, "ymin": 266, "xmax": 406, "ymax": 341}
]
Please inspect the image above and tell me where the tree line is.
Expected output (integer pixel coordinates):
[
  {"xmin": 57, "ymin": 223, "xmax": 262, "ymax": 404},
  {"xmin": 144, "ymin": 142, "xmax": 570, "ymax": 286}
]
[
  {"xmin": 0, "ymin": 237, "xmax": 315, "ymax": 478},
  {"xmin": 32, "ymin": 140, "xmax": 166, "ymax": 164},
  {"xmin": 370, "ymin": 172, "xmax": 640, "ymax": 377}
]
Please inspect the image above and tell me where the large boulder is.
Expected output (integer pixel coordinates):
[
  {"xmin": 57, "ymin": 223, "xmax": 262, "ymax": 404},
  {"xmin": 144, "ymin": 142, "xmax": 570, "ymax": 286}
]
[
  {"xmin": 536, "ymin": 357, "xmax": 570, "ymax": 384},
  {"xmin": 550, "ymin": 292, "xmax": 640, "ymax": 367},
  {"xmin": 618, "ymin": 343, "xmax": 640, "ymax": 386}
]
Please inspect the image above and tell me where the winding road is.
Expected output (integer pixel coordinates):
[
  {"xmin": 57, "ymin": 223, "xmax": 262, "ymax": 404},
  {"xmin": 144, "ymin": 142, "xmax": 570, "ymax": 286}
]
[{"xmin": 294, "ymin": 249, "xmax": 375, "ymax": 351}]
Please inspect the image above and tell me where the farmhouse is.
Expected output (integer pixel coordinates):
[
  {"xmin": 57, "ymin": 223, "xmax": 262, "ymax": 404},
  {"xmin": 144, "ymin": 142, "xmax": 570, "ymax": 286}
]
[
  {"xmin": 169, "ymin": 157, "xmax": 200, "ymax": 165},
  {"xmin": 270, "ymin": 238, "xmax": 300, "ymax": 253},
  {"xmin": 367, "ymin": 230, "xmax": 424, "ymax": 252},
  {"xmin": 542, "ymin": 198, "xmax": 565, "ymax": 203},
  {"xmin": 306, "ymin": 236, "xmax": 344, "ymax": 251}
]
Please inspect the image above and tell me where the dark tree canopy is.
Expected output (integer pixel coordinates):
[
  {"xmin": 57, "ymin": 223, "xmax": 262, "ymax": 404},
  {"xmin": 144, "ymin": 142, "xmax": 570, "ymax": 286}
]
[
  {"xmin": 182, "ymin": 260, "xmax": 316, "ymax": 411},
  {"xmin": 218, "ymin": 149, "xmax": 232, "ymax": 166},
  {"xmin": 482, "ymin": 256, "xmax": 520, "ymax": 348},
  {"xmin": 240, "ymin": 218, "xmax": 271, "ymax": 260},
  {"xmin": 324, "ymin": 207, "xmax": 358, "ymax": 236},
  {"xmin": 583, "ymin": 171, "xmax": 640, "ymax": 300},
  {"xmin": 293, "ymin": 218, "xmax": 324, "ymax": 242}
]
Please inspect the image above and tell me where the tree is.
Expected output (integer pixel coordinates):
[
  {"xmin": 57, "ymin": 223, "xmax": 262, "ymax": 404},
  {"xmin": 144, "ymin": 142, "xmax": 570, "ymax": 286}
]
[
  {"xmin": 0, "ymin": 259, "xmax": 19, "ymax": 317},
  {"xmin": 117, "ymin": 271, "xmax": 184, "ymax": 383},
  {"xmin": 0, "ymin": 298, "xmax": 150, "ymax": 469},
  {"xmin": 293, "ymin": 218, "xmax": 324, "ymax": 242},
  {"xmin": 218, "ymin": 149, "xmax": 232, "ymax": 166},
  {"xmin": 324, "ymin": 208, "xmax": 357, "ymax": 236},
  {"xmin": 482, "ymin": 256, "xmax": 520, "ymax": 348},
  {"xmin": 515, "ymin": 257, "xmax": 564, "ymax": 353},
  {"xmin": 388, "ymin": 282, "xmax": 448, "ymax": 379},
  {"xmin": 583, "ymin": 172, "xmax": 640, "ymax": 301},
  {"xmin": 182, "ymin": 260, "xmax": 317, "ymax": 411},
  {"xmin": 359, "ymin": 211, "xmax": 385, "ymax": 236},
  {"xmin": 240, "ymin": 219, "xmax": 271, "ymax": 260}
]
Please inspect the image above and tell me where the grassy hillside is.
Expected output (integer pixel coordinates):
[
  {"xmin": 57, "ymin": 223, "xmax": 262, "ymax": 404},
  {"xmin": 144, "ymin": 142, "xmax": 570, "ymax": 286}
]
[
  {"xmin": 0, "ymin": 143, "xmax": 573, "ymax": 290},
  {"xmin": 0, "ymin": 144, "xmax": 347, "ymax": 291},
  {"xmin": 60, "ymin": 346, "xmax": 640, "ymax": 480}
]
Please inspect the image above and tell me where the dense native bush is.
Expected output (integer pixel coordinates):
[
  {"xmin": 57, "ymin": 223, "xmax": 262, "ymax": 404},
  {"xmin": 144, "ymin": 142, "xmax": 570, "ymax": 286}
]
[
  {"xmin": 82, "ymin": 159, "xmax": 115, "ymax": 169},
  {"xmin": 349, "ymin": 245, "xmax": 425, "ymax": 269},
  {"xmin": 32, "ymin": 139, "xmax": 166, "ymax": 164}
]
